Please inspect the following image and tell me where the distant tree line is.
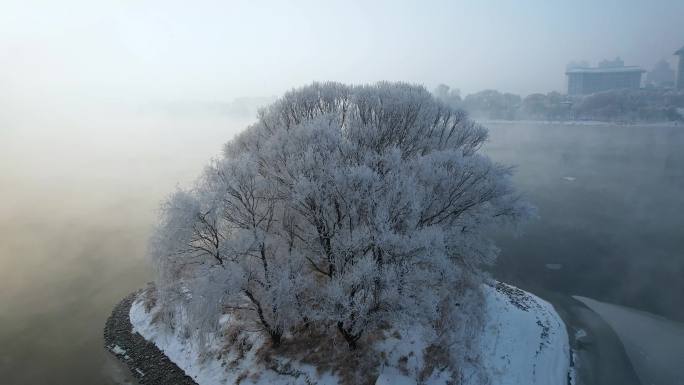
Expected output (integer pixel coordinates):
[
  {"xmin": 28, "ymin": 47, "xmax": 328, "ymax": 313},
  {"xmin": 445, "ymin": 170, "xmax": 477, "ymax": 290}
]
[{"xmin": 434, "ymin": 84, "xmax": 684, "ymax": 123}]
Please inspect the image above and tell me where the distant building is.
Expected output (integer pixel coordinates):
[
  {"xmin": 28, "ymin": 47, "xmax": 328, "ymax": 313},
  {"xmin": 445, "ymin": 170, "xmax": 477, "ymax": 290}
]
[
  {"xmin": 676, "ymin": 46, "xmax": 684, "ymax": 89},
  {"xmin": 566, "ymin": 57, "xmax": 644, "ymax": 95},
  {"xmin": 646, "ymin": 59, "xmax": 675, "ymax": 88}
]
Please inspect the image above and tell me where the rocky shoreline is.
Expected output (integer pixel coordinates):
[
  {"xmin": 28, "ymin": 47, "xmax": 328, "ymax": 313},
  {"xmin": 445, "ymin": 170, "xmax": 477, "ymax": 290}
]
[{"xmin": 103, "ymin": 291, "xmax": 198, "ymax": 385}]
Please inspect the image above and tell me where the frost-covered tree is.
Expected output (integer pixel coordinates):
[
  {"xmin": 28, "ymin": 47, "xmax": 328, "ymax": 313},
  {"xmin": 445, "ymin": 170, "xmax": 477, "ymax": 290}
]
[
  {"xmin": 433, "ymin": 84, "xmax": 462, "ymax": 109},
  {"xmin": 150, "ymin": 82, "xmax": 531, "ymax": 350},
  {"xmin": 571, "ymin": 88, "xmax": 684, "ymax": 122},
  {"xmin": 521, "ymin": 92, "xmax": 571, "ymax": 121},
  {"xmin": 462, "ymin": 89, "xmax": 522, "ymax": 120}
]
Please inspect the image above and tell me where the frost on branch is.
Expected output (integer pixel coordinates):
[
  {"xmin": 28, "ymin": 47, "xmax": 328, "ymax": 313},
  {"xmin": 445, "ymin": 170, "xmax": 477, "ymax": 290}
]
[{"xmin": 148, "ymin": 82, "xmax": 531, "ymax": 358}]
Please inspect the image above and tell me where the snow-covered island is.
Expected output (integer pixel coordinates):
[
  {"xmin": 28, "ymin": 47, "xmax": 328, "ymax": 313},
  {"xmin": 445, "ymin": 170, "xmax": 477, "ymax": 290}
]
[
  {"xmin": 115, "ymin": 83, "xmax": 572, "ymax": 385},
  {"xmin": 128, "ymin": 281, "xmax": 569, "ymax": 385}
]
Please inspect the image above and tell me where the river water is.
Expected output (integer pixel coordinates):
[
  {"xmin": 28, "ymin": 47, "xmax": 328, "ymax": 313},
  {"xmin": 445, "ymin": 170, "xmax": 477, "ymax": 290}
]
[
  {"xmin": 0, "ymin": 104, "xmax": 250, "ymax": 385},
  {"xmin": 485, "ymin": 122, "xmax": 684, "ymax": 322},
  {"xmin": 1, "ymin": 111, "xmax": 682, "ymax": 384}
]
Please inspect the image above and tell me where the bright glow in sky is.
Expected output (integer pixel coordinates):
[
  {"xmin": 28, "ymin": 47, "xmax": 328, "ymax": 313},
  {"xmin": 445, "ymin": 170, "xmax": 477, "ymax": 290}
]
[{"xmin": 2, "ymin": 0, "xmax": 683, "ymax": 102}]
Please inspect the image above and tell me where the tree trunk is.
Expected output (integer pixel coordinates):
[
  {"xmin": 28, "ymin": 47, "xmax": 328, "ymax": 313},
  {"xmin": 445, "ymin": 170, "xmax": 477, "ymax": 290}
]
[
  {"xmin": 243, "ymin": 289, "xmax": 282, "ymax": 347},
  {"xmin": 269, "ymin": 330, "xmax": 282, "ymax": 348},
  {"xmin": 337, "ymin": 321, "xmax": 361, "ymax": 350}
]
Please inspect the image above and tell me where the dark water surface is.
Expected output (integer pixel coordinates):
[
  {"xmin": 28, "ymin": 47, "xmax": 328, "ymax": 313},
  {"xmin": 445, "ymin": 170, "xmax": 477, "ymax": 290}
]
[
  {"xmin": 485, "ymin": 122, "xmax": 684, "ymax": 322},
  {"xmin": 1, "ymin": 116, "xmax": 682, "ymax": 384}
]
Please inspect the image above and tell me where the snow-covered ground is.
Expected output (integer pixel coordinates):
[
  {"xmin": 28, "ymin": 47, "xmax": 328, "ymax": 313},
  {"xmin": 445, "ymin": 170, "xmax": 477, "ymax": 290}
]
[
  {"xmin": 477, "ymin": 283, "xmax": 570, "ymax": 385},
  {"xmin": 575, "ymin": 296, "xmax": 684, "ymax": 385},
  {"xmin": 129, "ymin": 283, "xmax": 570, "ymax": 385}
]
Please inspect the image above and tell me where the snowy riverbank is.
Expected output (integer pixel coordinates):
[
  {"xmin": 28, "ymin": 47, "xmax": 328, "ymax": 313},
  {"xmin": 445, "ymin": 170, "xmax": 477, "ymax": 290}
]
[
  {"xmin": 104, "ymin": 291, "xmax": 197, "ymax": 385},
  {"xmin": 122, "ymin": 282, "xmax": 570, "ymax": 385},
  {"xmin": 575, "ymin": 296, "xmax": 684, "ymax": 385},
  {"xmin": 481, "ymin": 119, "xmax": 683, "ymax": 127}
]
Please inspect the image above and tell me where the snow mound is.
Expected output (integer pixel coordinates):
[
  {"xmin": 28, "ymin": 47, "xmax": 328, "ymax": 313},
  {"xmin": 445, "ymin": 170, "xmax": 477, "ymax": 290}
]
[
  {"xmin": 475, "ymin": 283, "xmax": 570, "ymax": 385},
  {"xmin": 129, "ymin": 282, "xmax": 570, "ymax": 385}
]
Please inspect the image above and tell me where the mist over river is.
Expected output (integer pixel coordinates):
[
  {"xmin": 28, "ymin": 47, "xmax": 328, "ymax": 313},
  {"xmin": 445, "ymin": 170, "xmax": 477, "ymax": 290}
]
[
  {"xmin": 0, "ymin": 104, "xmax": 251, "ymax": 384},
  {"xmin": 484, "ymin": 121, "xmax": 684, "ymax": 322},
  {"xmin": 1, "ymin": 108, "xmax": 682, "ymax": 384}
]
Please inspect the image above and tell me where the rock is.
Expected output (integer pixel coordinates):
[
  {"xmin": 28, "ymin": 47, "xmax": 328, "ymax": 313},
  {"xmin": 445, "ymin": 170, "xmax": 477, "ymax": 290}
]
[{"xmin": 104, "ymin": 291, "xmax": 198, "ymax": 385}]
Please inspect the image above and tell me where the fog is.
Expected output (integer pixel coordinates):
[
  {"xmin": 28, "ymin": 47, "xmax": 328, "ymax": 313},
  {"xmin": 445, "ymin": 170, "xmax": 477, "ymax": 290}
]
[
  {"xmin": 483, "ymin": 122, "xmax": 684, "ymax": 321},
  {"xmin": 3, "ymin": 0, "xmax": 684, "ymax": 102},
  {"xmin": 1, "ymin": 101, "xmax": 254, "ymax": 384},
  {"xmin": 2, "ymin": 1, "xmax": 684, "ymax": 384}
]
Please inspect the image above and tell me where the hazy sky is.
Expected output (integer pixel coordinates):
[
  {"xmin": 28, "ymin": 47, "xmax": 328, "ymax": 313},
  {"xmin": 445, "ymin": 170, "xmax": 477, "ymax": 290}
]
[{"xmin": 2, "ymin": 0, "xmax": 683, "ymax": 103}]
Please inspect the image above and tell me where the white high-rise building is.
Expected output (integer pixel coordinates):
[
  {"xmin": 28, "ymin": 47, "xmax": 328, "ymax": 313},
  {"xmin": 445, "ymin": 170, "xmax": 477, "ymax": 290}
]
[{"xmin": 675, "ymin": 45, "xmax": 684, "ymax": 89}]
